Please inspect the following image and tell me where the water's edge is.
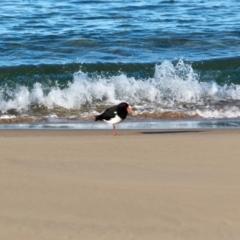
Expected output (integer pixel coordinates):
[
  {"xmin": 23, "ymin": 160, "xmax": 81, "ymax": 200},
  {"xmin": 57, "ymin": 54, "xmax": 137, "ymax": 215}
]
[{"xmin": 0, "ymin": 119, "xmax": 240, "ymax": 130}]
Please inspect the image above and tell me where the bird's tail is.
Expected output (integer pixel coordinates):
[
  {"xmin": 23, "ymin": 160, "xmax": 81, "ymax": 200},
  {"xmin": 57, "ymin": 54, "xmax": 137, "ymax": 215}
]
[{"xmin": 94, "ymin": 115, "xmax": 102, "ymax": 121}]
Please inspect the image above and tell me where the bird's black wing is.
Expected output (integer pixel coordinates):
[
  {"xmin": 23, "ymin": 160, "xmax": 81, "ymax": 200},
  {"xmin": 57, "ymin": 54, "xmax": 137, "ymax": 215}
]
[{"xmin": 95, "ymin": 105, "xmax": 117, "ymax": 121}]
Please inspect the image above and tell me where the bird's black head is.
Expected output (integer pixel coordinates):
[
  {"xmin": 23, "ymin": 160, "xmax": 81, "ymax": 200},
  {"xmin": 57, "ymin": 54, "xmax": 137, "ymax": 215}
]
[
  {"xmin": 118, "ymin": 102, "xmax": 129, "ymax": 109},
  {"xmin": 117, "ymin": 102, "xmax": 136, "ymax": 116}
]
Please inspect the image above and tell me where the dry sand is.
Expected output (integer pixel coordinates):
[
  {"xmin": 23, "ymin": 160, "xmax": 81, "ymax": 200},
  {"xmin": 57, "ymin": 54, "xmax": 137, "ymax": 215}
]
[{"xmin": 0, "ymin": 129, "xmax": 240, "ymax": 240}]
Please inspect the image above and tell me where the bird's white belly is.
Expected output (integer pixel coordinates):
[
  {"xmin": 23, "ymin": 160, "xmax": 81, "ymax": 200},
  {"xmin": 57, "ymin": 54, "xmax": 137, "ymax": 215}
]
[{"xmin": 104, "ymin": 114, "xmax": 123, "ymax": 124}]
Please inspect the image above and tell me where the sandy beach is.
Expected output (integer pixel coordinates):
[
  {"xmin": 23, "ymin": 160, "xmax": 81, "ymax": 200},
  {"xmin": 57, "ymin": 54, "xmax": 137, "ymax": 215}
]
[{"xmin": 1, "ymin": 129, "xmax": 240, "ymax": 240}]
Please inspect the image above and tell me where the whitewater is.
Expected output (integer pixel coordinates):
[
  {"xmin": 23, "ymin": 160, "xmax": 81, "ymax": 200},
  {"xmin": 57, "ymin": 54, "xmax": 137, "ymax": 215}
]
[{"xmin": 1, "ymin": 60, "xmax": 240, "ymax": 125}]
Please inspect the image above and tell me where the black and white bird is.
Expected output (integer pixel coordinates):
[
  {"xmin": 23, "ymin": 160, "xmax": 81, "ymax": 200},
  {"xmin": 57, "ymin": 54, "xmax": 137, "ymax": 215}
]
[{"xmin": 94, "ymin": 102, "xmax": 136, "ymax": 135}]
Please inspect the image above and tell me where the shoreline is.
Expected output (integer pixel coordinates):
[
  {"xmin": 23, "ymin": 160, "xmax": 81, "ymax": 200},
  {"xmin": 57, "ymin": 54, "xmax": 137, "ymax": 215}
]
[
  {"xmin": 0, "ymin": 118, "xmax": 240, "ymax": 130},
  {"xmin": 1, "ymin": 129, "xmax": 240, "ymax": 240}
]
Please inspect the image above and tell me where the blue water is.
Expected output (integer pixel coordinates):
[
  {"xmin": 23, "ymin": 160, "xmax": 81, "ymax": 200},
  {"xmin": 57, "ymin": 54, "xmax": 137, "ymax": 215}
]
[
  {"xmin": 1, "ymin": 0, "xmax": 240, "ymax": 127},
  {"xmin": 1, "ymin": 0, "xmax": 240, "ymax": 65}
]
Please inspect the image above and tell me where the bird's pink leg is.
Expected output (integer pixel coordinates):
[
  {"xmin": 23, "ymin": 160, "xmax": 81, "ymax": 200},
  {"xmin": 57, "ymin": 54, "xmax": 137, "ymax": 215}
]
[{"xmin": 112, "ymin": 124, "xmax": 118, "ymax": 136}]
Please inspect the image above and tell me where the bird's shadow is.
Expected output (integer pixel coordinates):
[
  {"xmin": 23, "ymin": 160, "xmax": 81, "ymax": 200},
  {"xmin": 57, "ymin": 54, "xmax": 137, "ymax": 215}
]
[{"xmin": 140, "ymin": 130, "xmax": 204, "ymax": 135}]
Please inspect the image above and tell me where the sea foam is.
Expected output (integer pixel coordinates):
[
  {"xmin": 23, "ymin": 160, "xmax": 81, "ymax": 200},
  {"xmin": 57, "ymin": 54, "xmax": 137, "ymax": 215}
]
[{"xmin": 1, "ymin": 60, "xmax": 240, "ymax": 119}]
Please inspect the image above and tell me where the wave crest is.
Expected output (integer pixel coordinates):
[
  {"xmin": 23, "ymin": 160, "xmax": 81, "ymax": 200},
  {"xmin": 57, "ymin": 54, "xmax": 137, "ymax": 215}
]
[{"xmin": 1, "ymin": 60, "xmax": 240, "ymax": 120}]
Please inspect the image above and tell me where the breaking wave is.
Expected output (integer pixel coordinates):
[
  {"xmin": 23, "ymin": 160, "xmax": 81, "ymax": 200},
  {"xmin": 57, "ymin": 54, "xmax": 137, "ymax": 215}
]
[{"xmin": 1, "ymin": 59, "xmax": 240, "ymax": 121}]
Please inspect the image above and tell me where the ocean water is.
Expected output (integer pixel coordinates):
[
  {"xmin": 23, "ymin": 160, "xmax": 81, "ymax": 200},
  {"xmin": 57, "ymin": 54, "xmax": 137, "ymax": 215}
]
[{"xmin": 1, "ymin": 0, "xmax": 240, "ymax": 128}]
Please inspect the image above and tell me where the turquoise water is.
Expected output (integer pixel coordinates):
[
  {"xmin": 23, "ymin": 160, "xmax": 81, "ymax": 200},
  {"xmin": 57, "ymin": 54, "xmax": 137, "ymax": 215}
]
[{"xmin": 1, "ymin": 0, "xmax": 240, "ymax": 127}]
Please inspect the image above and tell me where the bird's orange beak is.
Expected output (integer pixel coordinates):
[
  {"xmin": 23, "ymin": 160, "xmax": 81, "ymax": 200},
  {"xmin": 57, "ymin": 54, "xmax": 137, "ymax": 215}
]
[{"xmin": 127, "ymin": 106, "xmax": 136, "ymax": 116}]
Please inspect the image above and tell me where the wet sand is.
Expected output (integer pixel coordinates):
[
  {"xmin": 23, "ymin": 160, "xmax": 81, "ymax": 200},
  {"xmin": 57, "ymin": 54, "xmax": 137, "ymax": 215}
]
[{"xmin": 1, "ymin": 129, "xmax": 240, "ymax": 240}]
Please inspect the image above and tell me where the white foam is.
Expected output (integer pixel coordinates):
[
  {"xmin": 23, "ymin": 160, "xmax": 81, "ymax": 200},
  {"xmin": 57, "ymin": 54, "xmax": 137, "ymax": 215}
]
[
  {"xmin": 1, "ymin": 60, "xmax": 240, "ymax": 119},
  {"xmin": 193, "ymin": 106, "xmax": 240, "ymax": 119},
  {"xmin": 0, "ymin": 115, "xmax": 16, "ymax": 119}
]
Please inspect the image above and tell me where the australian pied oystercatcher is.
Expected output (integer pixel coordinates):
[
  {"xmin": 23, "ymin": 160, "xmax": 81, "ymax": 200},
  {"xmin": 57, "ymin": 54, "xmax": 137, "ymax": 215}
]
[{"xmin": 94, "ymin": 102, "xmax": 136, "ymax": 135}]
